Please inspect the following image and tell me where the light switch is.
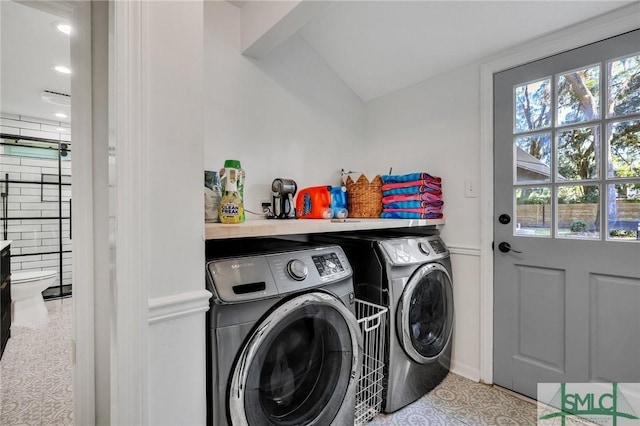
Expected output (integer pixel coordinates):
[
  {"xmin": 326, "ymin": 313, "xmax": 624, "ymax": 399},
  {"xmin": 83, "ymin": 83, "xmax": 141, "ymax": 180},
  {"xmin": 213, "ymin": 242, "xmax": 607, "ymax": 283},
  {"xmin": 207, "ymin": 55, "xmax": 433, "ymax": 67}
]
[{"xmin": 465, "ymin": 180, "xmax": 478, "ymax": 198}]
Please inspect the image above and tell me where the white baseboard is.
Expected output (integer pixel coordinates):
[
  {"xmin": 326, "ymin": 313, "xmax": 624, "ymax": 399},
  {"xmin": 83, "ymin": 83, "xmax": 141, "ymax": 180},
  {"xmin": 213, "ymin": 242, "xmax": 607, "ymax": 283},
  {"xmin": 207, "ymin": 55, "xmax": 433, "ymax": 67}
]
[
  {"xmin": 148, "ymin": 289, "xmax": 212, "ymax": 324},
  {"xmin": 451, "ymin": 360, "xmax": 481, "ymax": 382}
]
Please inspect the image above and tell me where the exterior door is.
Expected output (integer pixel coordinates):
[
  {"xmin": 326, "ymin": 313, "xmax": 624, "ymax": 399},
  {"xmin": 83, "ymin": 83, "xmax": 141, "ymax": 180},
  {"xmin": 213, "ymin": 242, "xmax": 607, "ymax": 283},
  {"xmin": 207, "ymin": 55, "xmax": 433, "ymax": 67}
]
[
  {"xmin": 228, "ymin": 292, "xmax": 361, "ymax": 426},
  {"xmin": 494, "ymin": 30, "xmax": 640, "ymax": 399}
]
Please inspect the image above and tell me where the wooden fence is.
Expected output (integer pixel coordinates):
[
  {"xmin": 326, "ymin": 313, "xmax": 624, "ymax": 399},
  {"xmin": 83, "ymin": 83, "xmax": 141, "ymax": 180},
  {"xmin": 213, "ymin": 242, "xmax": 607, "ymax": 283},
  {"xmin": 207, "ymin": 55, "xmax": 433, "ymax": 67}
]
[{"xmin": 516, "ymin": 202, "xmax": 639, "ymax": 228}]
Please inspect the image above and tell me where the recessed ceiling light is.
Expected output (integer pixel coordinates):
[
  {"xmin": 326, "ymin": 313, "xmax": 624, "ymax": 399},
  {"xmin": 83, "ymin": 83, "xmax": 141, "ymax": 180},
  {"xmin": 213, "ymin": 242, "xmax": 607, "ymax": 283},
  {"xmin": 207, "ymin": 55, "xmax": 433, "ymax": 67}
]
[
  {"xmin": 56, "ymin": 23, "xmax": 71, "ymax": 35},
  {"xmin": 54, "ymin": 65, "xmax": 71, "ymax": 74},
  {"xmin": 55, "ymin": 113, "xmax": 68, "ymax": 119}
]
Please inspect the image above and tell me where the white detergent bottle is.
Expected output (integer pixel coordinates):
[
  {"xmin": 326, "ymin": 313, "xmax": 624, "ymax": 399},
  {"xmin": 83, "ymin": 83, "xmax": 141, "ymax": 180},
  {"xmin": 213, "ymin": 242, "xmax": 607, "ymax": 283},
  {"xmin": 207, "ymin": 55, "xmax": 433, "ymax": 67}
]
[{"xmin": 218, "ymin": 159, "xmax": 245, "ymax": 223}]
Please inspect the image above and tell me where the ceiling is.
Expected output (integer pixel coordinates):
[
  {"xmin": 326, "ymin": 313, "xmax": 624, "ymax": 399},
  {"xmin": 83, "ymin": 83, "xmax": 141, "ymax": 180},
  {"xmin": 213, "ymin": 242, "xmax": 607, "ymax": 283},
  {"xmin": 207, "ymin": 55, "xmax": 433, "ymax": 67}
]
[
  {"xmin": 1, "ymin": 1, "xmax": 71, "ymax": 123},
  {"xmin": 0, "ymin": 1, "xmax": 635, "ymax": 125},
  {"xmin": 298, "ymin": 1, "xmax": 636, "ymax": 101}
]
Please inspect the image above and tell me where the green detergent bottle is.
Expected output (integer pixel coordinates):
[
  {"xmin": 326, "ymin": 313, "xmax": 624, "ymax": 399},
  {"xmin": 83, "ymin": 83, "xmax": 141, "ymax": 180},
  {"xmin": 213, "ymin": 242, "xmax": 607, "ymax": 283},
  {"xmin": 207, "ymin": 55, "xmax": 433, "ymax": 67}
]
[{"xmin": 218, "ymin": 160, "xmax": 245, "ymax": 223}]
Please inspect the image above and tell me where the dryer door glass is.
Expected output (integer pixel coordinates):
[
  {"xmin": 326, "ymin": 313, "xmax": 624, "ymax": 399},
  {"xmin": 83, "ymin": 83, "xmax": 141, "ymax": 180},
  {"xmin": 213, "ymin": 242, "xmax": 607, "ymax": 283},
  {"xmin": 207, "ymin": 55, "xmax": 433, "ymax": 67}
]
[
  {"xmin": 399, "ymin": 263, "xmax": 454, "ymax": 363},
  {"xmin": 228, "ymin": 292, "xmax": 359, "ymax": 426}
]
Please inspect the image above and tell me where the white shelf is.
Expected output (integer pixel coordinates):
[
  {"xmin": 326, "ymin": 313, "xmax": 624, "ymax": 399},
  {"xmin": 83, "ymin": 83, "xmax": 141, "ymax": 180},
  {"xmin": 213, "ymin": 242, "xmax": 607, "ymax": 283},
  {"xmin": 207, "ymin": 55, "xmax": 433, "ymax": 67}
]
[{"xmin": 205, "ymin": 217, "xmax": 444, "ymax": 240}]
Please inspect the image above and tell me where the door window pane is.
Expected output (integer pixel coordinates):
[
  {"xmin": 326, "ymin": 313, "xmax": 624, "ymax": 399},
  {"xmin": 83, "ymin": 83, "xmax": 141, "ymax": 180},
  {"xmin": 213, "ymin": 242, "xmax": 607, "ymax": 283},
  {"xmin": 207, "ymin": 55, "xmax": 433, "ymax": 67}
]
[
  {"xmin": 557, "ymin": 185, "xmax": 600, "ymax": 239},
  {"xmin": 607, "ymin": 53, "xmax": 640, "ymax": 118},
  {"xmin": 514, "ymin": 78, "xmax": 551, "ymax": 133},
  {"xmin": 557, "ymin": 65, "xmax": 600, "ymax": 126},
  {"xmin": 607, "ymin": 183, "xmax": 640, "ymax": 241},
  {"xmin": 607, "ymin": 119, "xmax": 640, "ymax": 178},
  {"xmin": 515, "ymin": 187, "xmax": 551, "ymax": 237},
  {"xmin": 515, "ymin": 133, "xmax": 552, "ymax": 183},
  {"xmin": 557, "ymin": 126, "xmax": 600, "ymax": 181}
]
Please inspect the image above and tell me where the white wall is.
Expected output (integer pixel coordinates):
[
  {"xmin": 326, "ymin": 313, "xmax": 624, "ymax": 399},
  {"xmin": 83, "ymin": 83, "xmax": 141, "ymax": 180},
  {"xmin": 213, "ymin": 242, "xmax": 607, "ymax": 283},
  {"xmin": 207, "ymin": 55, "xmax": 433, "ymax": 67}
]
[
  {"xmin": 204, "ymin": 1, "xmax": 365, "ymax": 214},
  {"xmin": 365, "ymin": 64, "xmax": 483, "ymax": 380},
  {"xmin": 203, "ymin": 0, "xmax": 482, "ymax": 381}
]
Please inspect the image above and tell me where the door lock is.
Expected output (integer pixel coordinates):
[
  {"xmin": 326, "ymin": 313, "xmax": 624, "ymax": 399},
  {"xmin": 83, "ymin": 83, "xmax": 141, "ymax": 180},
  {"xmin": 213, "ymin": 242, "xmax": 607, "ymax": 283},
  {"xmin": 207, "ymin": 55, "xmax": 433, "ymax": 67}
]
[{"xmin": 498, "ymin": 214, "xmax": 511, "ymax": 225}]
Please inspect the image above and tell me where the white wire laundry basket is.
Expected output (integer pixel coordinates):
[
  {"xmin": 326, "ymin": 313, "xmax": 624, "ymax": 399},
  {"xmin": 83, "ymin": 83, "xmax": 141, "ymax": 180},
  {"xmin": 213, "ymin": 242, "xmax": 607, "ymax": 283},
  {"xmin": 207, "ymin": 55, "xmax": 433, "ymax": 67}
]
[{"xmin": 354, "ymin": 299, "xmax": 388, "ymax": 425}]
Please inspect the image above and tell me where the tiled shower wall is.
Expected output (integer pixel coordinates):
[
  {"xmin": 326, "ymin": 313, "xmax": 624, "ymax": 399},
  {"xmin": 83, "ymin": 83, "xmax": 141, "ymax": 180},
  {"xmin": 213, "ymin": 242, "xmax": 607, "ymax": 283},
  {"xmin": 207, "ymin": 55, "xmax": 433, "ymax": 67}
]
[{"xmin": 1, "ymin": 113, "xmax": 72, "ymax": 288}]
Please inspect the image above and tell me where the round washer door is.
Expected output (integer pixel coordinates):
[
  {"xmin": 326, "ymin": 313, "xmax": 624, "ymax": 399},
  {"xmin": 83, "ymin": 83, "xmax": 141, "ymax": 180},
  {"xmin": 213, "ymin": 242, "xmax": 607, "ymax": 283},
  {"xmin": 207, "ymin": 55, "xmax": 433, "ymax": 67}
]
[
  {"xmin": 397, "ymin": 262, "xmax": 454, "ymax": 364},
  {"xmin": 228, "ymin": 291, "xmax": 361, "ymax": 426}
]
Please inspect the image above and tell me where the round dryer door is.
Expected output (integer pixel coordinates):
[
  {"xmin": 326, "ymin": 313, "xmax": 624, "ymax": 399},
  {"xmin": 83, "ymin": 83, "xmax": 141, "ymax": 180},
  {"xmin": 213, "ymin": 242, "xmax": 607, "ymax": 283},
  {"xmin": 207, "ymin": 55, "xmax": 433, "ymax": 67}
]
[
  {"xmin": 397, "ymin": 263, "xmax": 454, "ymax": 363},
  {"xmin": 228, "ymin": 292, "xmax": 361, "ymax": 426}
]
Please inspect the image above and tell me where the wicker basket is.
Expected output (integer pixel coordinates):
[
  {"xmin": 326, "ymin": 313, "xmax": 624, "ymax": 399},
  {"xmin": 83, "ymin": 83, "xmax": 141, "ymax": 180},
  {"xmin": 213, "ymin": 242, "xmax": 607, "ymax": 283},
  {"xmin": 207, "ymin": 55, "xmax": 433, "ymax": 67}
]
[{"xmin": 345, "ymin": 174, "xmax": 383, "ymax": 218}]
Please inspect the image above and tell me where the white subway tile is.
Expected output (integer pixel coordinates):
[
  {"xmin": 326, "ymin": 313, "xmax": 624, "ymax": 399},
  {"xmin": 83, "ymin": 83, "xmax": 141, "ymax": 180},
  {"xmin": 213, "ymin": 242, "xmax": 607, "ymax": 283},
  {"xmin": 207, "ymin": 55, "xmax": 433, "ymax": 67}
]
[
  {"xmin": 0, "ymin": 112, "xmax": 20, "ymax": 120},
  {"xmin": 20, "ymin": 158, "xmax": 58, "ymax": 168},
  {"xmin": 60, "ymin": 133, "xmax": 71, "ymax": 142},
  {"xmin": 8, "ymin": 187, "xmax": 21, "ymax": 195},
  {"xmin": 1, "ymin": 164, "xmax": 42, "ymax": 174},
  {"xmin": 19, "ymin": 202, "xmax": 60, "ymax": 211},
  {"xmin": 41, "ymin": 167, "xmax": 61, "ymax": 175},
  {"xmin": 6, "ymin": 223, "xmax": 42, "ymax": 233},
  {"xmin": 16, "ymin": 254, "xmax": 43, "ymax": 262},
  {"xmin": 8, "ymin": 210, "xmax": 42, "ymax": 218},
  {"xmin": 0, "ymin": 126, "xmax": 20, "ymax": 136},
  {"xmin": 20, "ymin": 259, "xmax": 59, "ymax": 269},
  {"xmin": 2, "ymin": 172, "xmax": 20, "ymax": 180},
  {"xmin": 1, "ymin": 118, "xmax": 40, "ymax": 130},
  {"xmin": 41, "ymin": 124, "xmax": 65, "ymax": 133},
  {"xmin": 20, "ymin": 173, "xmax": 41, "ymax": 181},
  {"xmin": 20, "ymin": 246, "xmax": 48, "ymax": 255},
  {"xmin": 19, "ymin": 115, "xmax": 60, "ymax": 126},
  {"xmin": 19, "ymin": 187, "xmax": 41, "ymax": 196},
  {"xmin": 7, "ymin": 195, "xmax": 42, "ymax": 203},
  {"xmin": 0, "ymin": 155, "xmax": 20, "ymax": 165},
  {"xmin": 19, "ymin": 129, "xmax": 60, "ymax": 140},
  {"xmin": 10, "ymin": 247, "xmax": 21, "ymax": 255},
  {"xmin": 7, "ymin": 202, "xmax": 21, "ymax": 210},
  {"xmin": 41, "ymin": 238, "xmax": 59, "ymax": 246}
]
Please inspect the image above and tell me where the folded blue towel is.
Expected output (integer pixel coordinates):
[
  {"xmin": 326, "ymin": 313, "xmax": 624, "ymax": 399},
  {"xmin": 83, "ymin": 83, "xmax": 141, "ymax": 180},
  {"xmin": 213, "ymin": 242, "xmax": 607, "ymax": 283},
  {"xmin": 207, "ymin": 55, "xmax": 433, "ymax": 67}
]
[
  {"xmin": 381, "ymin": 172, "xmax": 436, "ymax": 183},
  {"xmin": 381, "ymin": 211, "xmax": 443, "ymax": 219},
  {"xmin": 382, "ymin": 186, "xmax": 441, "ymax": 196},
  {"xmin": 384, "ymin": 201, "xmax": 443, "ymax": 209}
]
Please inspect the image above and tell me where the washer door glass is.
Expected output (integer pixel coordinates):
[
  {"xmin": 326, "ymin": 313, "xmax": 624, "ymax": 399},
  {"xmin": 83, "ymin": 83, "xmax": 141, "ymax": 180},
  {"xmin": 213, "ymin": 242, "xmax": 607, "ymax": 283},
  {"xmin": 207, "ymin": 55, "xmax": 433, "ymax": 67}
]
[
  {"xmin": 229, "ymin": 292, "xmax": 360, "ymax": 426},
  {"xmin": 398, "ymin": 263, "xmax": 453, "ymax": 363}
]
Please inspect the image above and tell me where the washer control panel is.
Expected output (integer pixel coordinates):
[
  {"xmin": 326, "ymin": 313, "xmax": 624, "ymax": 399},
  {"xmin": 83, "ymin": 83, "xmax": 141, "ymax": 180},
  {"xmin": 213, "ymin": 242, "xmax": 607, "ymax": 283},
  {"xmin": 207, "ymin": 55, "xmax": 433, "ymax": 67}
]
[{"xmin": 312, "ymin": 252, "xmax": 345, "ymax": 277}]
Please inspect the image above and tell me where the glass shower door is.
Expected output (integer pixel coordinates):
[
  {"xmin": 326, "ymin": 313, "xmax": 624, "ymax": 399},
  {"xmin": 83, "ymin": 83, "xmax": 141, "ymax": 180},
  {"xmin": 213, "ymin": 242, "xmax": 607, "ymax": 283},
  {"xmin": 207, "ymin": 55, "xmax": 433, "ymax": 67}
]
[{"xmin": 0, "ymin": 136, "xmax": 72, "ymax": 299}]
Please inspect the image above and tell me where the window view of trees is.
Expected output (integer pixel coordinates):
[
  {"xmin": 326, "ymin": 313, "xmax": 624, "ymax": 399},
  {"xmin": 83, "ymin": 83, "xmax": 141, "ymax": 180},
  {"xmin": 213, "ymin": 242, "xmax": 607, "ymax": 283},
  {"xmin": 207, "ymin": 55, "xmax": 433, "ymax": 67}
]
[{"xmin": 513, "ymin": 53, "xmax": 640, "ymax": 240}]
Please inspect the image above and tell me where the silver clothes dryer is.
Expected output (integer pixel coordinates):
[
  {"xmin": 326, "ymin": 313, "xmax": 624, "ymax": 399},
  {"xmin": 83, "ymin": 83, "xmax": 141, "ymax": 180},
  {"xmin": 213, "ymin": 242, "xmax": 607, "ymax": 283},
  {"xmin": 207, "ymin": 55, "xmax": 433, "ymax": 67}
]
[
  {"xmin": 205, "ymin": 239, "xmax": 362, "ymax": 425},
  {"xmin": 313, "ymin": 231, "xmax": 454, "ymax": 413}
]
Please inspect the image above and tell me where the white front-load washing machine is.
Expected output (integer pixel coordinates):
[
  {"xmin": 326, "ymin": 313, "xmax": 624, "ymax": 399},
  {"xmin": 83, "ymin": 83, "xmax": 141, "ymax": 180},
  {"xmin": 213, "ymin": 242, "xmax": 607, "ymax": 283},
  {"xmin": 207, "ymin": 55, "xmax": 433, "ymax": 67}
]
[
  {"xmin": 205, "ymin": 239, "xmax": 362, "ymax": 425},
  {"xmin": 313, "ymin": 231, "xmax": 454, "ymax": 413}
]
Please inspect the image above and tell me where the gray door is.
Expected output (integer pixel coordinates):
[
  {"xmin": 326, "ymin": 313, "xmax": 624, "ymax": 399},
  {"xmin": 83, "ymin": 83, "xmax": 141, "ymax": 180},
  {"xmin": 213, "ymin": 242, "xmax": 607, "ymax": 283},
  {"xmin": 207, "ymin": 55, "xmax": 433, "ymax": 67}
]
[{"xmin": 494, "ymin": 30, "xmax": 640, "ymax": 399}]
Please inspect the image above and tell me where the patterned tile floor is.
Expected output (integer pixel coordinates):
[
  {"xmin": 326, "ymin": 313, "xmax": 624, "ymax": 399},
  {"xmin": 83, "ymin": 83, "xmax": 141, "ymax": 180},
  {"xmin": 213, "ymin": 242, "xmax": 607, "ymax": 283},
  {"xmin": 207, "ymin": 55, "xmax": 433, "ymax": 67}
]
[
  {"xmin": 370, "ymin": 373, "xmax": 538, "ymax": 426},
  {"xmin": 0, "ymin": 298, "xmax": 539, "ymax": 426},
  {"xmin": 0, "ymin": 299, "xmax": 73, "ymax": 426}
]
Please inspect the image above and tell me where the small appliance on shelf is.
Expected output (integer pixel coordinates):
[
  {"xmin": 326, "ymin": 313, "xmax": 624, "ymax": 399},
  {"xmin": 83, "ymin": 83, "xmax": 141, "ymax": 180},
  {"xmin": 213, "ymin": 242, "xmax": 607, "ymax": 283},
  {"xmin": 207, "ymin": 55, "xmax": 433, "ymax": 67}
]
[{"xmin": 271, "ymin": 178, "xmax": 297, "ymax": 219}]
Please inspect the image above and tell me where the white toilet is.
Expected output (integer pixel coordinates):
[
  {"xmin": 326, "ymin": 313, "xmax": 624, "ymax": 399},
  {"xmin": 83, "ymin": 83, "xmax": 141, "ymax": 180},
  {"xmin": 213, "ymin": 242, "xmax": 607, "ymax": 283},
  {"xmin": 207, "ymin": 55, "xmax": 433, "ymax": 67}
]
[{"xmin": 11, "ymin": 270, "xmax": 58, "ymax": 329}]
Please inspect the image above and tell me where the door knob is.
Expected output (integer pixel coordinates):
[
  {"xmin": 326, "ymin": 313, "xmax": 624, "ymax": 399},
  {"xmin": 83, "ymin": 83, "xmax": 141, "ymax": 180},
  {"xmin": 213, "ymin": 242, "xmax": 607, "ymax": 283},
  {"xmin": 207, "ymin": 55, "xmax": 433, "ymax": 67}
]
[{"xmin": 498, "ymin": 242, "xmax": 522, "ymax": 254}]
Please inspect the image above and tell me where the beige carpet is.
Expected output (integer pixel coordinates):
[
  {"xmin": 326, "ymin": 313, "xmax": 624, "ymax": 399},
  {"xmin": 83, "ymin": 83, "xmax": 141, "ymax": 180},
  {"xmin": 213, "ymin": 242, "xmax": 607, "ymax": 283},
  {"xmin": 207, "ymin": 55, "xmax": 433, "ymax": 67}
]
[{"xmin": 0, "ymin": 299, "xmax": 73, "ymax": 426}]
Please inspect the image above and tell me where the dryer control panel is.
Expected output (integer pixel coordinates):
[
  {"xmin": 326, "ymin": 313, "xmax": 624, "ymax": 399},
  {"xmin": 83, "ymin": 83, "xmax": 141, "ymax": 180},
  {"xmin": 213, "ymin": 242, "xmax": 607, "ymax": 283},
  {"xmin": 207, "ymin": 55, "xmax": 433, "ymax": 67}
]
[{"xmin": 207, "ymin": 245, "xmax": 352, "ymax": 303}]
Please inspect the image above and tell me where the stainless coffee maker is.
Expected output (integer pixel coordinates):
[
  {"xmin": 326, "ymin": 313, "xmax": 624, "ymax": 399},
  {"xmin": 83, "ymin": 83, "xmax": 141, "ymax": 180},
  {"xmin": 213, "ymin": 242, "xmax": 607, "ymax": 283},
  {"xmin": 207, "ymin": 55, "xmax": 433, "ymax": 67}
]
[{"xmin": 271, "ymin": 178, "xmax": 297, "ymax": 219}]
